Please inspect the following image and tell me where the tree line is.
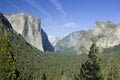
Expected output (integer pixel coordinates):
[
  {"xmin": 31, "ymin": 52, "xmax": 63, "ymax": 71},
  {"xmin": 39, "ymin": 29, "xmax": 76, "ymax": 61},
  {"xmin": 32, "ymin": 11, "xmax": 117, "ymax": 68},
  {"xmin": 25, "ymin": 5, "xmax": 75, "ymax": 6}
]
[{"xmin": 0, "ymin": 31, "xmax": 120, "ymax": 80}]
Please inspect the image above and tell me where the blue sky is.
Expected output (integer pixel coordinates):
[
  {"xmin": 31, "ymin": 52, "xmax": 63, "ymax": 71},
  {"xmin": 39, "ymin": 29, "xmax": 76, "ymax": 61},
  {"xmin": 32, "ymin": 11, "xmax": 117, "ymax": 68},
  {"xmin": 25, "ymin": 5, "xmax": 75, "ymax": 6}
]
[{"xmin": 0, "ymin": 0, "xmax": 120, "ymax": 36}]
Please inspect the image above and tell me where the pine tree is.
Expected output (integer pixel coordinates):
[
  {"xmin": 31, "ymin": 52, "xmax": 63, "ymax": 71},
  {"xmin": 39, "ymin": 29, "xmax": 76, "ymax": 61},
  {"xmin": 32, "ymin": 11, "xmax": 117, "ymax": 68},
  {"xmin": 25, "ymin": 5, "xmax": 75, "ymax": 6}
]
[
  {"xmin": 79, "ymin": 43, "xmax": 102, "ymax": 80},
  {"xmin": 0, "ymin": 32, "xmax": 17, "ymax": 80},
  {"xmin": 41, "ymin": 73, "xmax": 47, "ymax": 80},
  {"xmin": 61, "ymin": 71, "xmax": 67, "ymax": 80},
  {"xmin": 106, "ymin": 55, "xmax": 120, "ymax": 80}
]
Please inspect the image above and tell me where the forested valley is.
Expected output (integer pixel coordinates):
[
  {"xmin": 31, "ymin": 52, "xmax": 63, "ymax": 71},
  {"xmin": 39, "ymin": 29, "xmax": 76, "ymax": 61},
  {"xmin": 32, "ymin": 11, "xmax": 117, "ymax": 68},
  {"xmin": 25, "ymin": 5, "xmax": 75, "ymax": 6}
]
[
  {"xmin": 1, "ymin": 12, "xmax": 120, "ymax": 80},
  {"xmin": 1, "ymin": 30, "xmax": 120, "ymax": 80}
]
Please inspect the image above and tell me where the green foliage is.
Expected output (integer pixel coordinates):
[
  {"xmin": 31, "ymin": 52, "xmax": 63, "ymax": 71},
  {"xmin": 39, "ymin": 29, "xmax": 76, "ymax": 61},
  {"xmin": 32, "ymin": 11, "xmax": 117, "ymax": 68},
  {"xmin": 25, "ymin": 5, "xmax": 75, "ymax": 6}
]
[
  {"xmin": 79, "ymin": 43, "xmax": 102, "ymax": 80},
  {"xmin": 90, "ymin": 37, "xmax": 98, "ymax": 43},
  {"xmin": 41, "ymin": 73, "xmax": 47, "ymax": 80},
  {"xmin": 90, "ymin": 35, "xmax": 103, "ymax": 43},
  {"xmin": 0, "ymin": 32, "xmax": 16, "ymax": 80},
  {"xmin": 40, "ymin": 52, "xmax": 84, "ymax": 80},
  {"xmin": 1, "ymin": 13, "xmax": 84, "ymax": 80},
  {"xmin": 2, "ymin": 13, "xmax": 120, "ymax": 80},
  {"xmin": 61, "ymin": 75, "xmax": 67, "ymax": 80},
  {"xmin": 0, "ymin": 13, "xmax": 44, "ymax": 79},
  {"xmin": 107, "ymin": 58, "xmax": 119, "ymax": 80},
  {"xmin": 102, "ymin": 55, "xmax": 120, "ymax": 80}
]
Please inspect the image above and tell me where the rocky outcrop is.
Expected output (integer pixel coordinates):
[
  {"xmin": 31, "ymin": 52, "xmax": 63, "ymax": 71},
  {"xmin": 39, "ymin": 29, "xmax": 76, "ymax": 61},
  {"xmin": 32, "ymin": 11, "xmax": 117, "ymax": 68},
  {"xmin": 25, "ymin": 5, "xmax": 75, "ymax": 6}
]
[
  {"xmin": 54, "ymin": 21, "xmax": 120, "ymax": 54},
  {"xmin": 5, "ymin": 13, "xmax": 44, "ymax": 51},
  {"xmin": 93, "ymin": 21, "xmax": 120, "ymax": 48},
  {"xmin": 5, "ymin": 13, "xmax": 54, "ymax": 52}
]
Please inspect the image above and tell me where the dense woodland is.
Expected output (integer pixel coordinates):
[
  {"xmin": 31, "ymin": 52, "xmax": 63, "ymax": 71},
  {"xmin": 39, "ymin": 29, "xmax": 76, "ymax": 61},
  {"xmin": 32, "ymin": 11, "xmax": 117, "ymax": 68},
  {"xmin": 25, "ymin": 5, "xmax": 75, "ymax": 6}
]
[
  {"xmin": 0, "ymin": 13, "xmax": 120, "ymax": 80},
  {"xmin": 1, "ymin": 30, "xmax": 120, "ymax": 80}
]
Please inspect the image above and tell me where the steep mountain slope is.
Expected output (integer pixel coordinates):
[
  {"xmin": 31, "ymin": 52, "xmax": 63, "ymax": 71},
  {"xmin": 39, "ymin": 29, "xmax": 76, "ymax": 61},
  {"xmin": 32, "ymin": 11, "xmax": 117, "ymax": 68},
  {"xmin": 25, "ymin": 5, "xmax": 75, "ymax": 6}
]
[
  {"xmin": 54, "ymin": 21, "xmax": 120, "ymax": 54},
  {"xmin": 103, "ymin": 44, "xmax": 120, "ymax": 64},
  {"xmin": 92, "ymin": 21, "xmax": 120, "ymax": 48},
  {"xmin": 54, "ymin": 30, "xmax": 95, "ymax": 53},
  {"xmin": 0, "ymin": 13, "xmax": 87, "ymax": 80},
  {"xmin": 5, "ymin": 13, "xmax": 54, "ymax": 52},
  {"xmin": 5, "ymin": 13, "xmax": 44, "ymax": 51},
  {"xmin": 41, "ymin": 29, "xmax": 54, "ymax": 51},
  {"xmin": 0, "ymin": 13, "xmax": 44, "ymax": 79},
  {"xmin": 2, "ymin": 13, "xmax": 120, "ymax": 80}
]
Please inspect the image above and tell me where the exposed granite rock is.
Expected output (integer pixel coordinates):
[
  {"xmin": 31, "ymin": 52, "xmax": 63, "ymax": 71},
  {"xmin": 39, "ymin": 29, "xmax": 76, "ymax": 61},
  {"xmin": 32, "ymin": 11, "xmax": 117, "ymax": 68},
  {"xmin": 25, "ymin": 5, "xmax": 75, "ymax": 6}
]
[
  {"xmin": 5, "ymin": 13, "xmax": 44, "ymax": 51},
  {"xmin": 54, "ymin": 21, "xmax": 120, "ymax": 54},
  {"xmin": 93, "ymin": 21, "xmax": 120, "ymax": 48},
  {"xmin": 48, "ymin": 35, "xmax": 67, "ymax": 46},
  {"xmin": 41, "ymin": 29, "xmax": 54, "ymax": 51}
]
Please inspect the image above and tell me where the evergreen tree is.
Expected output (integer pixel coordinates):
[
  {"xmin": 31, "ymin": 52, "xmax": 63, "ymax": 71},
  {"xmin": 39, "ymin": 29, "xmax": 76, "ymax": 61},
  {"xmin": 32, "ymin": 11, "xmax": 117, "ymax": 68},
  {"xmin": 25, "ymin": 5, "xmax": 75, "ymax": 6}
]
[
  {"xmin": 106, "ymin": 55, "xmax": 120, "ymax": 80},
  {"xmin": 61, "ymin": 71, "xmax": 67, "ymax": 80},
  {"xmin": 61, "ymin": 75, "xmax": 67, "ymax": 80},
  {"xmin": 0, "ymin": 32, "xmax": 17, "ymax": 80},
  {"xmin": 79, "ymin": 43, "xmax": 102, "ymax": 80},
  {"xmin": 41, "ymin": 73, "xmax": 47, "ymax": 80}
]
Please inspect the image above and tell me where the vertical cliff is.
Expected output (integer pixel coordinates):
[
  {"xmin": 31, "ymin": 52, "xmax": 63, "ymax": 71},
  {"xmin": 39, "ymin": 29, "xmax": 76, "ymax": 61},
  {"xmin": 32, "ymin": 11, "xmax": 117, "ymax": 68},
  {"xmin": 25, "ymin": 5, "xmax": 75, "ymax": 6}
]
[
  {"xmin": 5, "ymin": 13, "xmax": 44, "ymax": 51},
  {"xmin": 41, "ymin": 29, "xmax": 54, "ymax": 51}
]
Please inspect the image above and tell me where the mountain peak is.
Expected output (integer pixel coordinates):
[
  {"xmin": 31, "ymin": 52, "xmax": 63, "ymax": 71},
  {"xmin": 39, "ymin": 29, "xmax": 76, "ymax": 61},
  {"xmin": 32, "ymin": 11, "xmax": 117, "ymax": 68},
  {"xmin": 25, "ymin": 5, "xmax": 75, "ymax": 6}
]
[
  {"xmin": 54, "ymin": 20, "xmax": 120, "ymax": 54},
  {"xmin": 94, "ymin": 21, "xmax": 118, "ymax": 28},
  {"xmin": 93, "ymin": 21, "xmax": 119, "ymax": 36},
  {"xmin": 6, "ymin": 13, "xmax": 40, "ymax": 21},
  {"xmin": 5, "ymin": 13, "xmax": 43, "ymax": 51},
  {"xmin": 4, "ymin": 13, "xmax": 54, "ymax": 52}
]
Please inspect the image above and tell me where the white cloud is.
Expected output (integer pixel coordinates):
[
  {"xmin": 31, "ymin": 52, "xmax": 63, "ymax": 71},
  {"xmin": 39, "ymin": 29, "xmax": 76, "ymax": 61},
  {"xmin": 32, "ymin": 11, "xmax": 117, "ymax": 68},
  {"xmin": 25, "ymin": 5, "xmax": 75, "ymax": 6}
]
[
  {"xmin": 50, "ymin": 0, "xmax": 66, "ymax": 16},
  {"xmin": 8, "ymin": 0, "xmax": 22, "ymax": 11},
  {"xmin": 84, "ymin": 29, "xmax": 89, "ymax": 31},
  {"xmin": 64, "ymin": 22, "xmax": 80, "ymax": 28},
  {"xmin": 26, "ymin": 0, "xmax": 51, "ymax": 17}
]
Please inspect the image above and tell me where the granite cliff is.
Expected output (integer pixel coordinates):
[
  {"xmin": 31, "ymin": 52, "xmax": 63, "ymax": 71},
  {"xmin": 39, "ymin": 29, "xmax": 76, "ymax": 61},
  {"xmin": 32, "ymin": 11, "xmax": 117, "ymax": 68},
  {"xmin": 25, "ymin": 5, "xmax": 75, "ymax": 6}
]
[
  {"xmin": 41, "ymin": 29, "xmax": 54, "ymax": 51},
  {"xmin": 5, "ymin": 13, "xmax": 54, "ymax": 52},
  {"xmin": 54, "ymin": 21, "xmax": 120, "ymax": 54}
]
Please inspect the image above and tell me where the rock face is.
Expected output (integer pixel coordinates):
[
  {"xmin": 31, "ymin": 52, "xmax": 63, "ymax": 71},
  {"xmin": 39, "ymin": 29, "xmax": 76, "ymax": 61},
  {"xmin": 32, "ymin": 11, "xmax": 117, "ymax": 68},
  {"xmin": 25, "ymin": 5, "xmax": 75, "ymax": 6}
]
[
  {"xmin": 54, "ymin": 30, "xmax": 94, "ymax": 53},
  {"xmin": 0, "ymin": 13, "xmax": 12, "ymax": 29},
  {"xmin": 41, "ymin": 29, "xmax": 54, "ymax": 51},
  {"xmin": 5, "ymin": 13, "xmax": 44, "ymax": 51},
  {"xmin": 92, "ymin": 21, "xmax": 120, "ymax": 48},
  {"xmin": 0, "ymin": 13, "xmax": 44, "ymax": 79},
  {"xmin": 48, "ymin": 34, "xmax": 67, "ymax": 46},
  {"xmin": 54, "ymin": 21, "xmax": 120, "ymax": 54},
  {"xmin": 5, "ymin": 13, "xmax": 43, "ymax": 51}
]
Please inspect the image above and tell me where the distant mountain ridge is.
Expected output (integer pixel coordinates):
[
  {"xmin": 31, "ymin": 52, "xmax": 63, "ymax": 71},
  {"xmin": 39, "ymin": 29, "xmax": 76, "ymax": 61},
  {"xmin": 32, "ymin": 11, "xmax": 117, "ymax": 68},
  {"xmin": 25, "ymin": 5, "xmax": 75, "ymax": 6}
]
[
  {"xmin": 4, "ymin": 13, "xmax": 120, "ymax": 54},
  {"xmin": 54, "ymin": 21, "xmax": 120, "ymax": 54},
  {"xmin": 48, "ymin": 34, "xmax": 67, "ymax": 46},
  {"xmin": 5, "ymin": 13, "xmax": 54, "ymax": 52}
]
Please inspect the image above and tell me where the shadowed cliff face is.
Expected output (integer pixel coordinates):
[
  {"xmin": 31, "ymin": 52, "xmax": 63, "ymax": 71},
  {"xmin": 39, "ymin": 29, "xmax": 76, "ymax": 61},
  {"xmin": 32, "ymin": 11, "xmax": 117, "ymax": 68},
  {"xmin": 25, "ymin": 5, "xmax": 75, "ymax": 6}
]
[
  {"xmin": 41, "ymin": 29, "xmax": 54, "ymax": 51},
  {"xmin": 0, "ymin": 13, "xmax": 12, "ymax": 30}
]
